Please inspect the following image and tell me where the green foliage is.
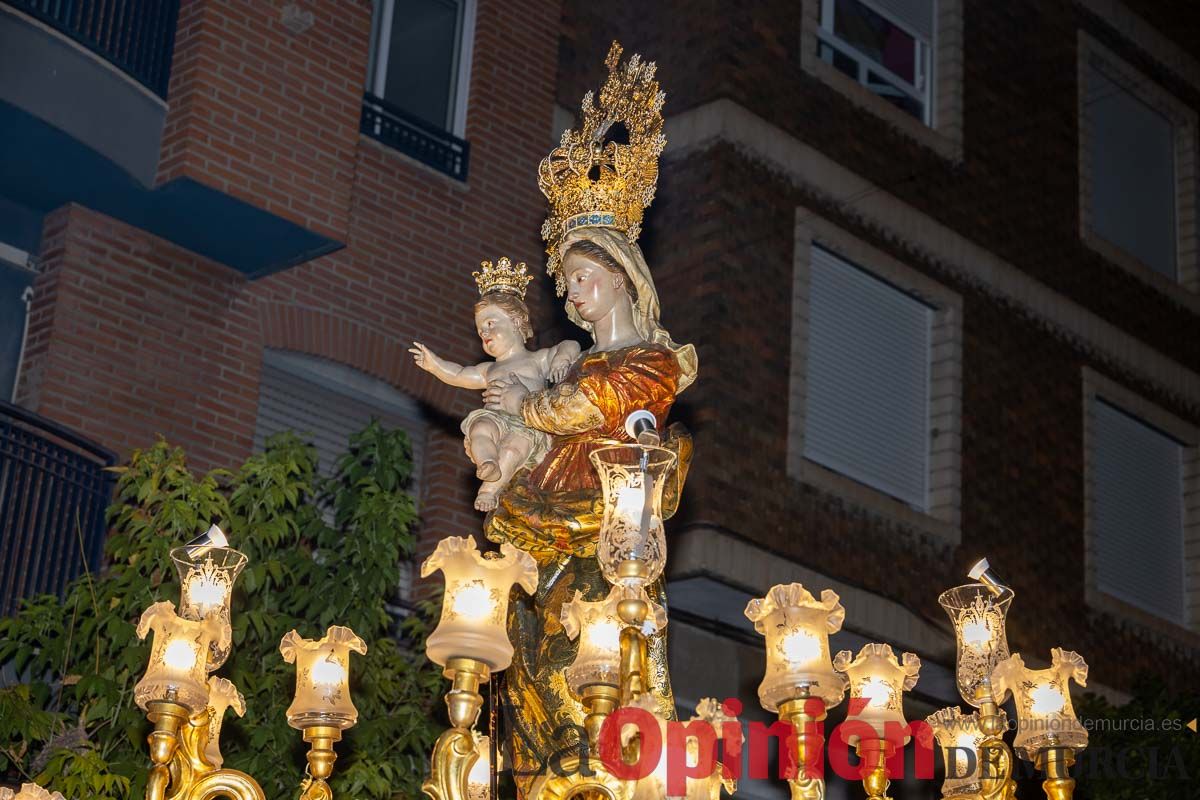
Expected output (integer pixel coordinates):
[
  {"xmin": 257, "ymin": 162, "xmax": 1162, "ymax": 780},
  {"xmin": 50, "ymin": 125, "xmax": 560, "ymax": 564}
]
[
  {"xmin": 1074, "ymin": 676, "xmax": 1200, "ymax": 800},
  {"xmin": 1, "ymin": 423, "xmax": 443, "ymax": 798}
]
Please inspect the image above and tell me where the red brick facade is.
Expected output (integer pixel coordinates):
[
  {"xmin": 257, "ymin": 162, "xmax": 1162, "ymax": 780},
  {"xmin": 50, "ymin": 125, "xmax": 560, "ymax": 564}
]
[
  {"xmin": 554, "ymin": 0, "xmax": 1200, "ymax": 693},
  {"xmin": 17, "ymin": 0, "xmax": 563, "ymax": 551},
  {"xmin": 14, "ymin": 0, "xmax": 1200, "ymax": 698}
]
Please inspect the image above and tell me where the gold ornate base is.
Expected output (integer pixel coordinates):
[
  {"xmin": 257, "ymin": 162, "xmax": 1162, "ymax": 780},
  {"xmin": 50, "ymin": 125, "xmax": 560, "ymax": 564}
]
[{"xmin": 143, "ymin": 700, "xmax": 266, "ymax": 800}]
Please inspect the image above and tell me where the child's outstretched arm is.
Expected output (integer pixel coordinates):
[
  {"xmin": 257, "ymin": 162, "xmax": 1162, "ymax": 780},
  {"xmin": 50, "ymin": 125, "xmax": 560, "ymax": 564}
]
[{"xmin": 410, "ymin": 342, "xmax": 490, "ymax": 388}]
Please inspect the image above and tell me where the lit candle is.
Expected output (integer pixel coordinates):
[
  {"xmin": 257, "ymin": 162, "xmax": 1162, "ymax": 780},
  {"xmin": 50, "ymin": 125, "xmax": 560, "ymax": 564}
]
[
  {"xmin": 744, "ymin": 583, "xmax": 847, "ymax": 710},
  {"xmin": 279, "ymin": 626, "xmax": 368, "ymax": 731},
  {"xmin": 938, "ymin": 582, "xmax": 1013, "ymax": 706},
  {"xmin": 591, "ymin": 445, "xmax": 676, "ymax": 588},
  {"xmin": 990, "ymin": 648, "xmax": 1088, "ymax": 760},
  {"xmin": 561, "ymin": 585, "xmax": 663, "ymax": 694},
  {"xmin": 925, "ymin": 706, "xmax": 996, "ymax": 797},
  {"xmin": 0, "ymin": 783, "xmax": 66, "ymax": 800},
  {"xmin": 133, "ymin": 601, "xmax": 228, "ymax": 713},
  {"xmin": 834, "ymin": 643, "xmax": 921, "ymax": 745},
  {"xmin": 421, "ymin": 536, "xmax": 538, "ymax": 671},
  {"xmin": 467, "ymin": 734, "xmax": 492, "ymax": 800},
  {"xmin": 171, "ymin": 540, "xmax": 247, "ymax": 671}
]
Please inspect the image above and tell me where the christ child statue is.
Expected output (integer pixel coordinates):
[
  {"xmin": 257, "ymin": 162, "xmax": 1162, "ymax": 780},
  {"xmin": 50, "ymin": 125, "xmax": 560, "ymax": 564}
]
[{"xmin": 409, "ymin": 257, "xmax": 581, "ymax": 511}]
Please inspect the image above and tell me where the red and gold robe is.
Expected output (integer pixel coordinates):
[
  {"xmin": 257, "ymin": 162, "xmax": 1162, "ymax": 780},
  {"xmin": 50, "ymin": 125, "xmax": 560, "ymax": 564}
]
[{"xmin": 484, "ymin": 343, "xmax": 692, "ymax": 797}]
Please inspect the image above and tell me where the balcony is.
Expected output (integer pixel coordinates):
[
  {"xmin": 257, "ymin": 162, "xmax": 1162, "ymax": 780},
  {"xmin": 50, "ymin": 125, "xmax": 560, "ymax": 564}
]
[
  {"xmin": 7, "ymin": 0, "xmax": 179, "ymax": 99},
  {"xmin": 0, "ymin": 0, "xmax": 343, "ymax": 278},
  {"xmin": 362, "ymin": 92, "xmax": 471, "ymax": 182},
  {"xmin": 0, "ymin": 400, "xmax": 116, "ymax": 617}
]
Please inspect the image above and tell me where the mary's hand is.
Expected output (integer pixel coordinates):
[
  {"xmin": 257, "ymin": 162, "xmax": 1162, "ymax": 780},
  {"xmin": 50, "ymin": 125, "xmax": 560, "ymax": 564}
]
[{"xmin": 483, "ymin": 376, "xmax": 528, "ymax": 415}]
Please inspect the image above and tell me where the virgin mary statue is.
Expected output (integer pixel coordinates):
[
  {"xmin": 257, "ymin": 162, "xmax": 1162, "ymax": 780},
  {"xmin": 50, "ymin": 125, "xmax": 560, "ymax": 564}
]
[{"xmin": 479, "ymin": 43, "xmax": 697, "ymax": 797}]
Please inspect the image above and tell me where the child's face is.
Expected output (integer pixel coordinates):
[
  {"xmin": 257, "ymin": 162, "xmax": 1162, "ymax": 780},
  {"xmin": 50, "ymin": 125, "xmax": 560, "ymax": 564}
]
[{"xmin": 475, "ymin": 304, "xmax": 521, "ymax": 357}]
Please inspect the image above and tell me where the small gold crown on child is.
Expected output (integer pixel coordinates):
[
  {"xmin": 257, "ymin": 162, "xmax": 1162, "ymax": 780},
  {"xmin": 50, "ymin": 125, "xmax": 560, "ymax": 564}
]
[{"xmin": 473, "ymin": 256, "xmax": 534, "ymax": 299}]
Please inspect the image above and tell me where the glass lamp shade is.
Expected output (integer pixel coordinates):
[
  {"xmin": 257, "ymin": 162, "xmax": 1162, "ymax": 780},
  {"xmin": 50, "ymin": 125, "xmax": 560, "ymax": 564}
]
[
  {"xmin": 590, "ymin": 445, "xmax": 676, "ymax": 588},
  {"xmin": 938, "ymin": 583, "xmax": 1013, "ymax": 706},
  {"xmin": 744, "ymin": 583, "xmax": 847, "ymax": 710},
  {"xmin": 279, "ymin": 626, "xmax": 368, "ymax": 731},
  {"xmin": 834, "ymin": 643, "xmax": 921, "ymax": 745},
  {"xmin": 133, "ymin": 601, "xmax": 229, "ymax": 712},
  {"xmin": 990, "ymin": 648, "xmax": 1089, "ymax": 759},
  {"xmin": 925, "ymin": 706, "xmax": 1002, "ymax": 797},
  {"xmin": 171, "ymin": 545, "xmax": 247, "ymax": 670},
  {"xmin": 0, "ymin": 784, "xmax": 66, "ymax": 800},
  {"xmin": 561, "ymin": 585, "xmax": 666, "ymax": 695},
  {"xmin": 421, "ymin": 536, "xmax": 538, "ymax": 670},
  {"xmin": 204, "ymin": 677, "xmax": 246, "ymax": 768}
]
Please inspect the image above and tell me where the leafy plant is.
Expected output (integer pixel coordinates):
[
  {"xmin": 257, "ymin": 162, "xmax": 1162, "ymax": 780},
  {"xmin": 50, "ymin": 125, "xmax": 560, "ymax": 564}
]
[
  {"xmin": 0, "ymin": 423, "xmax": 443, "ymax": 799},
  {"xmin": 1074, "ymin": 676, "xmax": 1200, "ymax": 800}
]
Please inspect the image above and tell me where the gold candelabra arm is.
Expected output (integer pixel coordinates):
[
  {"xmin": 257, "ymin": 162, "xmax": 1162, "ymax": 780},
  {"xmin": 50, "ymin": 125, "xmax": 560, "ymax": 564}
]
[
  {"xmin": 779, "ymin": 689, "xmax": 827, "ymax": 800},
  {"xmin": 978, "ymin": 735, "xmax": 1015, "ymax": 800},
  {"xmin": 616, "ymin": 591, "xmax": 649, "ymax": 704},
  {"xmin": 186, "ymin": 771, "xmax": 267, "ymax": 800},
  {"xmin": 146, "ymin": 700, "xmax": 189, "ymax": 800},
  {"xmin": 976, "ymin": 695, "xmax": 1016, "ymax": 800},
  {"xmin": 580, "ymin": 683, "xmax": 621, "ymax": 750},
  {"xmin": 856, "ymin": 742, "xmax": 892, "ymax": 800},
  {"xmin": 298, "ymin": 726, "xmax": 342, "ymax": 800},
  {"xmin": 422, "ymin": 657, "xmax": 491, "ymax": 800},
  {"xmin": 144, "ymin": 699, "xmax": 266, "ymax": 800},
  {"xmin": 1036, "ymin": 746, "xmax": 1076, "ymax": 800},
  {"xmin": 423, "ymin": 728, "xmax": 479, "ymax": 800}
]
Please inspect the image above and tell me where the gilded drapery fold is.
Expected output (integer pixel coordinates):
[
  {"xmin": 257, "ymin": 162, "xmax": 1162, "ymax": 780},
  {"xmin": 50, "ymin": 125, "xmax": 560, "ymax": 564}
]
[{"xmin": 483, "ymin": 344, "xmax": 689, "ymax": 797}]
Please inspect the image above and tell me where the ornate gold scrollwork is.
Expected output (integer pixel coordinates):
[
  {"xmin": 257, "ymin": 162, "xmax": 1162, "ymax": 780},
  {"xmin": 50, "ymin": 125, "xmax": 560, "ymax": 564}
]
[
  {"xmin": 144, "ymin": 697, "xmax": 266, "ymax": 800},
  {"xmin": 528, "ymin": 757, "xmax": 630, "ymax": 800},
  {"xmin": 423, "ymin": 728, "xmax": 480, "ymax": 800}
]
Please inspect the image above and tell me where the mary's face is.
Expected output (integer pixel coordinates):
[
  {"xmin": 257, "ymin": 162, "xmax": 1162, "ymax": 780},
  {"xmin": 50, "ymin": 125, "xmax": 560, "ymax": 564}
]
[{"xmin": 564, "ymin": 251, "xmax": 627, "ymax": 323}]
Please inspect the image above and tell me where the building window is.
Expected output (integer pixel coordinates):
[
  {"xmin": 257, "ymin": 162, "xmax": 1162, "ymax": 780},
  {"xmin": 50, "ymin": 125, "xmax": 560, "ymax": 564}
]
[
  {"xmin": 806, "ymin": 245, "xmax": 931, "ymax": 508},
  {"xmin": 253, "ymin": 350, "xmax": 429, "ymax": 613},
  {"xmin": 817, "ymin": 0, "xmax": 932, "ymax": 123},
  {"xmin": 362, "ymin": 0, "xmax": 474, "ymax": 180},
  {"xmin": 368, "ymin": 0, "xmax": 472, "ymax": 134},
  {"xmin": 1078, "ymin": 32, "xmax": 1199, "ymax": 294},
  {"xmin": 1083, "ymin": 370, "xmax": 1199, "ymax": 634},
  {"xmin": 789, "ymin": 215, "xmax": 962, "ymax": 543},
  {"xmin": 801, "ymin": 0, "xmax": 964, "ymax": 160}
]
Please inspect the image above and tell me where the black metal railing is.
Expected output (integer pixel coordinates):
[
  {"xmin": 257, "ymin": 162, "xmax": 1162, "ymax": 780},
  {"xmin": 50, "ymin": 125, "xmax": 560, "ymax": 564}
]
[
  {"xmin": 4, "ymin": 0, "xmax": 180, "ymax": 98},
  {"xmin": 361, "ymin": 92, "xmax": 470, "ymax": 181},
  {"xmin": 0, "ymin": 401, "xmax": 116, "ymax": 617}
]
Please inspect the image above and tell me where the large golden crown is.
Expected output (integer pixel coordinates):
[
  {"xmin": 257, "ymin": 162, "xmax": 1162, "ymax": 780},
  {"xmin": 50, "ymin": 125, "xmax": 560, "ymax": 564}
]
[
  {"xmin": 473, "ymin": 256, "xmax": 533, "ymax": 299},
  {"xmin": 538, "ymin": 41, "xmax": 666, "ymax": 294}
]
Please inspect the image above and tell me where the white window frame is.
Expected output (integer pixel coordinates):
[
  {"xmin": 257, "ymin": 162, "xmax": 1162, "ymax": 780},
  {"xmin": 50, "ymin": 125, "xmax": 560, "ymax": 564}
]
[
  {"xmin": 801, "ymin": 0, "xmax": 964, "ymax": 161},
  {"xmin": 1082, "ymin": 368, "xmax": 1200, "ymax": 639},
  {"xmin": 788, "ymin": 211, "xmax": 963, "ymax": 545},
  {"xmin": 367, "ymin": 0, "xmax": 476, "ymax": 137},
  {"xmin": 1077, "ymin": 31, "xmax": 1199, "ymax": 300},
  {"xmin": 817, "ymin": 0, "xmax": 932, "ymax": 125}
]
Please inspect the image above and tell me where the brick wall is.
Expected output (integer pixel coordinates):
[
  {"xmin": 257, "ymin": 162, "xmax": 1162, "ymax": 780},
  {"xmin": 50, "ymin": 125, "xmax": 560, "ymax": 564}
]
[
  {"xmin": 18, "ymin": 0, "xmax": 564, "ymax": 552},
  {"xmin": 559, "ymin": 0, "xmax": 1200, "ymax": 372},
  {"xmin": 649, "ymin": 142, "xmax": 1200, "ymax": 690},
  {"xmin": 159, "ymin": 0, "xmax": 372, "ymax": 240}
]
